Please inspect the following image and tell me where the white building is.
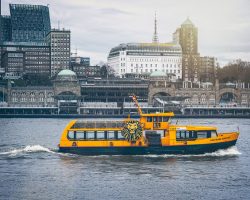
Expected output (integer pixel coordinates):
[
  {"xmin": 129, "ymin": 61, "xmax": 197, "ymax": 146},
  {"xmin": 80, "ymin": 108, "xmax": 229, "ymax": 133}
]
[{"xmin": 107, "ymin": 42, "xmax": 182, "ymax": 79}]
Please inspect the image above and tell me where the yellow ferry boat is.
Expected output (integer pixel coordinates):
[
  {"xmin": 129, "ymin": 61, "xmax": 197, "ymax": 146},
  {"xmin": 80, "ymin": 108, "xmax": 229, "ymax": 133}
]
[{"xmin": 58, "ymin": 96, "xmax": 239, "ymax": 155}]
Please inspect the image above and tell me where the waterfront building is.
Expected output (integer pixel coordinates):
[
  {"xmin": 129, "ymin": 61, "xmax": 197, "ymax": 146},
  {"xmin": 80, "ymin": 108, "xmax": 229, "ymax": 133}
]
[
  {"xmin": 47, "ymin": 29, "xmax": 71, "ymax": 77},
  {"xmin": 81, "ymin": 78, "xmax": 148, "ymax": 104},
  {"xmin": 0, "ymin": 42, "xmax": 50, "ymax": 76},
  {"xmin": 2, "ymin": 69, "xmax": 250, "ymax": 115},
  {"xmin": 173, "ymin": 18, "xmax": 200, "ymax": 82},
  {"xmin": 108, "ymin": 43, "xmax": 182, "ymax": 79},
  {"xmin": 9, "ymin": 4, "xmax": 51, "ymax": 42}
]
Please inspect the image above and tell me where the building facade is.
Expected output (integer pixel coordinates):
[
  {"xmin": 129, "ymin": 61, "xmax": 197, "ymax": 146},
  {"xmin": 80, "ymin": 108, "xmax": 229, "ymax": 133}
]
[
  {"xmin": 71, "ymin": 65, "xmax": 101, "ymax": 79},
  {"xmin": 9, "ymin": 4, "xmax": 51, "ymax": 42},
  {"xmin": 200, "ymin": 56, "xmax": 217, "ymax": 83},
  {"xmin": 107, "ymin": 43, "xmax": 182, "ymax": 79},
  {"xmin": 0, "ymin": 42, "xmax": 50, "ymax": 77},
  {"xmin": 1, "ymin": 51, "xmax": 24, "ymax": 78},
  {"xmin": 47, "ymin": 29, "xmax": 71, "ymax": 77},
  {"xmin": 1, "ymin": 15, "xmax": 11, "ymax": 42},
  {"xmin": 70, "ymin": 57, "xmax": 90, "ymax": 66}
]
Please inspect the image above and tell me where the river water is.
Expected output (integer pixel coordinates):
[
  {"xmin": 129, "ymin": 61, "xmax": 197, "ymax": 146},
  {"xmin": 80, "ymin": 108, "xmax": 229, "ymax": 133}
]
[{"xmin": 0, "ymin": 118, "xmax": 249, "ymax": 200}]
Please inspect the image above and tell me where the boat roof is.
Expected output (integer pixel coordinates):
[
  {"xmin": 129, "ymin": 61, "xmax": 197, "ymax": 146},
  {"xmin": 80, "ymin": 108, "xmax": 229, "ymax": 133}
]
[
  {"xmin": 174, "ymin": 125, "xmax": 217, "ymax": 130},
  {"xmin": 140, "ymin": 112, "xmax": 174, "ymax": 117},
  {"xmin": 70, "ymin": 120, "xmax": 126, "ymax": 129}
]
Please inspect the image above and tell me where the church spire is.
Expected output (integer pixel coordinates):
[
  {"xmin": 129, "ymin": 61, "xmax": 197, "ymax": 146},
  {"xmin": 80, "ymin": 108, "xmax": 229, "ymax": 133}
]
[{"xmin": 152, "ymin": 12, "xmax": 159, "ymax": 43}]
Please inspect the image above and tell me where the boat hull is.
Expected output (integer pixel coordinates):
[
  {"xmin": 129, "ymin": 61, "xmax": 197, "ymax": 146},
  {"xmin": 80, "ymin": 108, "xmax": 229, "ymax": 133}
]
[{"xmin": 59, "ymin": 139, "xmax": 237, "ymax": 155}]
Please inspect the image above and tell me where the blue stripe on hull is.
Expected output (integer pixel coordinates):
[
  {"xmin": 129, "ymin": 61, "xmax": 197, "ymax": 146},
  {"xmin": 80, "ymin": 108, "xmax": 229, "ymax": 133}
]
[{"xmin": 59, "ymin": 140, "xmax": 237, "ymax": 155}]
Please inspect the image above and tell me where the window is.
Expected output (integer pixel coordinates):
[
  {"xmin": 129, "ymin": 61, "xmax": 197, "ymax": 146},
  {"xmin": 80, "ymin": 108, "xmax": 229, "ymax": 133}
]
[
  {"xmin": 108, "ymin": 131, "xmax": 115, "ymax": 139},
  {"xmin": 163, "ymin": 117, "xmax": 169, "ymax": 122},
  {"xmin": 97, "ymin": 131, "xmax": 105, "ymax": 139},
  {"xmin": 76, "ymin": 131, "xmax": 85, "ymax": 140},
  {"xmin": 87, "ymin": 131, "xmax": 95, "ymax": 139},
  {"xmin": 68, "ymin": 131, "xmax": 75, "ymax": 140},
  {"xmin": 147, "ymin": 117, "xmax": 152, "ymax": 122},
  {"xmin": 117, "ymin": 131, "xmax": 124, "ymax": 140},
  {"xmin": 197, "ymin": 131, "xmax": 208, "ymax": 139},
  {"xmin": 211, "ymin": 131, "xmax": 217, "ymax": 138}
]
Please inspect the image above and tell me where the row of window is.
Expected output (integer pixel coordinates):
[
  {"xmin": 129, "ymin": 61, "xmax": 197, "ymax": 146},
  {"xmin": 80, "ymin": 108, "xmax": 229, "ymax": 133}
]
[
  {"xmin": 147, "ymin": 116, "xmax": 169, "ymax": 122},
  {"xmin": 130, "ymin": 63, "xmax": 181, "ymax": 68},
  {"xmin": 129, "ymin": 58, "xmax": 181, "ymax": 62},
  {"xmin": 12, "ymin": 97, "xmax": 54, "ymax": 102},
  {"xmin": 120, "ymin": 68, "xmax": 181, "ymax": 75},
  {"xmin": 176, "ymin": 130, "xmax": 217, "ymax": 140},
  {"xmin": 68, "ymin": 130, "xmax": 125, "ymax": 140}
]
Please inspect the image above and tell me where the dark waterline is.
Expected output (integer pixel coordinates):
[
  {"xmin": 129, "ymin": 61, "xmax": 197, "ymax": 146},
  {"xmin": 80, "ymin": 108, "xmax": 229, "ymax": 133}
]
[{"xmin": 0, "ymin": 118, "xmax": 249, "ymax": 200}]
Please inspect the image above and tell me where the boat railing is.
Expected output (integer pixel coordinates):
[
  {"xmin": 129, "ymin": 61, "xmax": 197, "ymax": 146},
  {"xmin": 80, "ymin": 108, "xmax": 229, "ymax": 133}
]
[{"xmin": 71, "ymin": 120, "xmax": 125, "ymax": 129}]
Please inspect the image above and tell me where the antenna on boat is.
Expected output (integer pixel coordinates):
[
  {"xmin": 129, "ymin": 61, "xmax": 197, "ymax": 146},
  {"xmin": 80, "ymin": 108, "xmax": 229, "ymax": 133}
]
[{"xmin": 131, "ymin": 95, "xmax": 143, "ymax": 116}]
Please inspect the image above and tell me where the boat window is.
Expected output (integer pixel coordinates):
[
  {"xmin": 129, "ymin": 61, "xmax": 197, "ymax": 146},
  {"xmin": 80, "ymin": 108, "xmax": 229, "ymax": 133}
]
[
  {"xmin": 76, "ymin": 131, "xmax": 85, "ymax": 140},
  {"xmin": 97, "ymin": 131, "xmax": 105, "ymax": 140},
  {"xmin": 158, "ymin": 117, "xmax": 162, "ymax": 122},
  {"xmin": 211, "ymin": 131, "xmax": 217, "ymax": 138},
  {"xmin": 117, "ymin": 131, "xmax": 125, "ymax": 140},
  {"xmin": 153, "ymin": 117, "xmax": 157, "ymax": 122},
  {"xmin": 163, "ymin": 117, "xmax": 169, "ymax": 122},
  {"xmin": 197, "ymin": 131, "xmax": 208, "ymax": 139},
  {"xmin": 176, "ymin": 131, "xmax": 181, "ymax": 139},
  {"xmin": 68, "ymin": 131, "xmax": 75, "ymax": 140},
  {"xmin": 108, "ymin": 131, "xmax": 115, "ymax": 139},
  {"xmin": 176, "ymin": 130, "xmax": 197, "ymax": 140},
  {"xmin": 180, "ymin": 131, "xmax": 185, "ymax": 139},
  {"xmin": 147, "ymin": 117, "xmax": 152, "ymax": 122},
  {"xmin": 87, "ymin": 131, "xmax": 95, "ymax": 140}
]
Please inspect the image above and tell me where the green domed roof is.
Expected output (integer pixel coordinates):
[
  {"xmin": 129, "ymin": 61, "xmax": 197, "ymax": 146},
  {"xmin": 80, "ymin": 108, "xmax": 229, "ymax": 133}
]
[
  {"xmin": 57, "ymin": 69, "xmax": 76, "ymax": 76},
  {"xmin": 150, "ymin": 71, "xmax": 167, "ymax": 77}
]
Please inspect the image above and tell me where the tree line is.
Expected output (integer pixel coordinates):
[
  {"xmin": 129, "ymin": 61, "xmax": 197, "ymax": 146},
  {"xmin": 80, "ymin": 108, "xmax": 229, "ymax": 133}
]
[{"xmin": 218, "ymin": 60, "xmax": 250, "ymax": 83}]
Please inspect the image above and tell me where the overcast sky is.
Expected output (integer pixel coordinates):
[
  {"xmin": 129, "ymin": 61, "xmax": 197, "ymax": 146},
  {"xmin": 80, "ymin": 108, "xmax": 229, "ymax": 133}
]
[{"xmin": 2, "ymin": 0, "xmax": 250, "ymax": 66}]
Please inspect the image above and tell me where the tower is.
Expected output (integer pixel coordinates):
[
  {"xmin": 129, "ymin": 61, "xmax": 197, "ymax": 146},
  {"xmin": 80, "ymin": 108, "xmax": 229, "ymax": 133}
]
[
  {"xmin": 173, "ymin": 17, "xmax": 200, "ymax": 83},
  {"xmin": 152, "ymin": 12, "xmax": 159, "ymax": 43}
]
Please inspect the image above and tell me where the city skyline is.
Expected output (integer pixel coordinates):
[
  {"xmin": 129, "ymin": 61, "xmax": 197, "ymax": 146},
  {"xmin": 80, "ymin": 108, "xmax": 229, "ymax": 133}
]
[{"xmin": 2, "ymin": 0, "xmax": 250, "ymax": 66}]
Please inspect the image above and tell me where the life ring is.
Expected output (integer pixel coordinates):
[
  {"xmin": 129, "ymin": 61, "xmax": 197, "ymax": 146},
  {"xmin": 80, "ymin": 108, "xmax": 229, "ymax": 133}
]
[{"xmin": 122, "ymin": 120, "xmax": 142, "ymax": 142}]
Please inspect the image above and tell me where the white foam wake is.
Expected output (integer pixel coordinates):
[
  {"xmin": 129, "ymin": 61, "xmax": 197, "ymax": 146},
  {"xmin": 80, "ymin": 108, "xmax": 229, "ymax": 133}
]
[
  {"xmin": 141, "ymin": 146, "xmax": 241, "ymax": 158},
  {"xmin": 202, "ymin": 146, "xmax": 241, "ymax": 157},
  {"xmin": 0, "ymin": 145, "xmax": 55, "ymax": 155}
]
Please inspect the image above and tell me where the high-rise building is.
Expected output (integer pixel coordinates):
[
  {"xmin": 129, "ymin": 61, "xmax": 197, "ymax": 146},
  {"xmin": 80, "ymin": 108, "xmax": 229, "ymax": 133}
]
[
  {"xmin": 9, "ymin": 4, "xmax": 51, "ymax": 42},
  {"xmin": 173, "ymin": 18, "xmax": 200, "ymax": 82},
  {"xmin": 1, "ymin": 42, "xmax": 51, "ymax": 77},
  {"xmin": 47, "ymin": 29, "xmax": 71, "ymax": 77},
  {"xmin": 0, "ymin": 2, "xmax": 52, "ymax": 77}
]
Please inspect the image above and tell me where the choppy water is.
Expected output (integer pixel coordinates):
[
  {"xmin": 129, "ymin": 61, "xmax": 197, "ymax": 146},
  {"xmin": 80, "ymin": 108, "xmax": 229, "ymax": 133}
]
[{"xmin": 0, "ymin": 118, "xmax": 249, "ymax": 200}]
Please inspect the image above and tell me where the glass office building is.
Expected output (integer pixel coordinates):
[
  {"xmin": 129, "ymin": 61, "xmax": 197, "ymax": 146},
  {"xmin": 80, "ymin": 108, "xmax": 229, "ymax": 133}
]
[{"xmin": 9, "ymin": 4, "xmax": 51, "ymax": 42}]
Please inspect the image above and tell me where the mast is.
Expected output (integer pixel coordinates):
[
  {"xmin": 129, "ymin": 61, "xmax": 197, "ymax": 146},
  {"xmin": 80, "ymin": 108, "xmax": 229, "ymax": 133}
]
[
  {"xmin": 152, "ymin": 12, "xmax": 159, "ymax": 43},
  {"xmin": 132, "ymin": 95, "xmax": 143, "ymax": 116}
]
